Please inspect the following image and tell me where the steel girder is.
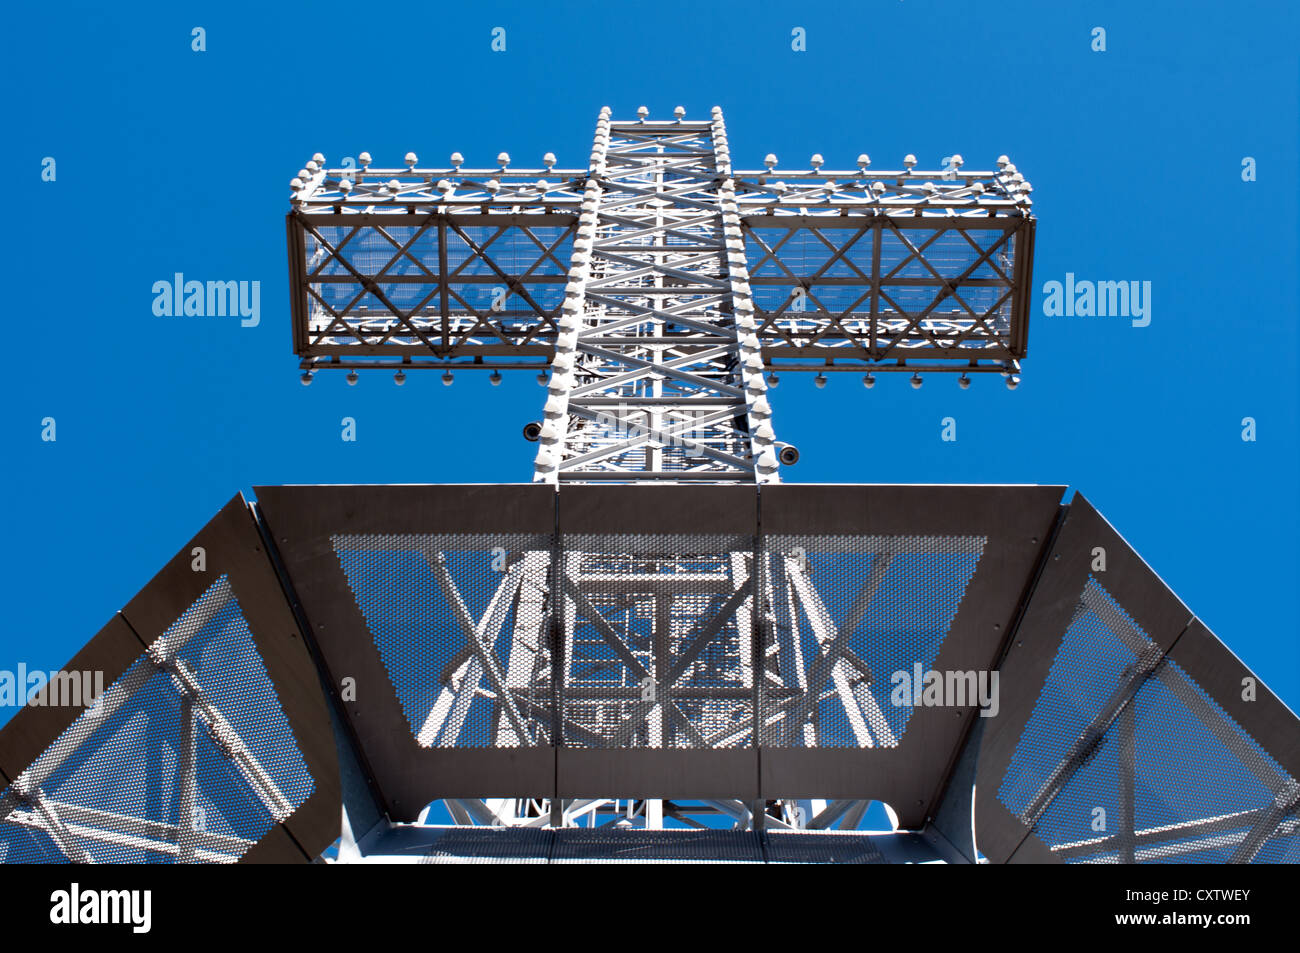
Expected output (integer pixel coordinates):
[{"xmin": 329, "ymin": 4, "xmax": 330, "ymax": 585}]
[
  {"xmin": 531, "ymin": 108, "xmax": 774, "ymax": 483},
  {"xmin": 286, "ymin": 108, "xmax": 1036, "ymax": 382}
]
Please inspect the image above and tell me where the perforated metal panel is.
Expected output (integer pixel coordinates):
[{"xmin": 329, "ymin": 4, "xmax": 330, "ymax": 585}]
[
  {"xmin": 998, "ymin": 577, "xmax": 1150, "ymax": 817},
  {"xmin": 419, "ymin": 826, "xmax": 552, "ymax": 864},
  {"xmin": 560, "ymin": 534, "xmax": 755, "ymax": 749},
  {"xmin": 0, "ymin": 576, "xmax": 314, "ymax": 864},
  {"xmin": 333, "ymin": 532, "xmax": 554, "ymax": 748},
  {"xmin": 550, "ymin": 827, "xmax": 763, "ymax": 864},
  {"xmin": 979, "ymin": 495, "xmax": 1300, "ymax": 865},
  {"xmin": 386, "ymin": 825, "xmax": 902, "ymax": 863},
  {"xmin": 998, "ymin": 576, "xmax": 1300, "ymax": 864},
  {"xmin": 764, "ymin": 829, "xmax": 888, "ymax": 864},
  {"xmin": 1035, "ymin": 660, "xmax": 1297, "ymax": 863},
  {"xmin": 759, "ymin": 535, "xmax": 985, "ymax": 748}
]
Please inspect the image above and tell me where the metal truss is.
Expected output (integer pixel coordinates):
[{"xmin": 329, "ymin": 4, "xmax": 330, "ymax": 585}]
[
  {"xmin": 532, "ymin": 108, "xmax": 774, "ymax": 483},
  {"xmin": 287, "ymin": 106, "xmax": 1035, "ymax": 387},
  {"xmin": 287, "ymin": 106, "xmax": 1037, "ymax": 482},
  {"xmin": 392, "ymin": 539, "xmax": 904, "ymax": 752},
  {"xmin": 363, "ymin": 532, "xmax": 983, "ymax": 835},
  {"xmin": 405, "ymin": 797, "xmax": 879, "ymax": 834},
  {"xmin": 275, "ymin": 110, "xmax": 1046, "ymax": 847}
]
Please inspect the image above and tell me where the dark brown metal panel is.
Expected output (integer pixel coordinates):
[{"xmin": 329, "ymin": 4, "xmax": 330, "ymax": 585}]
[
  {"xmin": 974, "ymin": 493, "xmax": 1195, "ymax": 864},
  {"xmin": 558, "ymin": 484, "xmax": 756, "ymax": 535},
  {"xmin": 258, "ymin": 484, "xmax": 555, "ymax": 536},
  {"xmin": 760, "ymin": 484, "xmax": 867, "ymax": 535},
  {"xmin": 761, "ymin": 484, "xmax": 1062, "ymax": 537},
  {"xmin": 240, "ymin": 821, "xmax": 309, "ymax": 864},
  {"xmin": 119, "ymin": 494, "xmax": 250, "ymax": 638},
  {"xmin": 558, "ymin": 750, "xmax": 757, "ymax": 800},
  {"xmin": 763, "ymin": 743, "xmax": 945, "ymax": 827},
  {"xmin": 254, "ymin": 485, "xmax": 559, "ymax": 822},
  {"xmin": 390, "ymin": 750, "xmax": 555, "ymax": 810},
  {"xmin": 114, "ymin": 494, "xmax": 341, "ymax": 860},
  {"xmin": 1011, "ymin": 218, "xmax": 1036, "ymax": 357},
  {"xmin": 287, "ymin": 213, "xmax": 307, "ymax": 357},
  {"xmin": 1168, "ymin": 620, "xmax": 1300, "ymax": 780},
  {"xmin": 1006, "ymin": 830, "xmax": 1059, "ymax": 864},
  {"xmin": 0, "ymin": 615, "xmax": 145, "ymax": 781},
  {"xmin": 917, "ymin": 487, "xmax": 1062, "ymax": 820},
  {"xmin": 977, "ymin": 798, "xmax": 1058, "ymax": 864},
  {"xmin": 0, "ymin": 495, "xmax": 339, "ymax": 863},
  {"xmin": 757, "ymin": 485, "xmax": 1063, "ymax": 831}
]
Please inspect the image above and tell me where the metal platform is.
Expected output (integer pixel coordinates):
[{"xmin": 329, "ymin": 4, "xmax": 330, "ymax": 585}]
[
  {"xmin": 348, "ymin": 825, "xmax": 945, "ymax": 864},
  {"xmin": 1, "ymin": 484, "xmax": 1296, "ymax": 864}
]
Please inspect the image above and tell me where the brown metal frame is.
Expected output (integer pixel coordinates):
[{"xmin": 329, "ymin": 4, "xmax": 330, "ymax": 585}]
[
  {"xmin": 256, "ymin": 483, "xmax": 1064, "ymax": 829},
  {"xmin": 0, "ymin": 495, "xmax": 340, "ymax": 864}
]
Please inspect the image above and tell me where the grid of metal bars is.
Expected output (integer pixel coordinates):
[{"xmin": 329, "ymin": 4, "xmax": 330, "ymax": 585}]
[
  {"xmin": 287, "ymin": 109, "xmax": 1035, "ymax": 398},
  {"xmin": 326, "ymin": 530, "xmax": 988, "ymax": 754}
]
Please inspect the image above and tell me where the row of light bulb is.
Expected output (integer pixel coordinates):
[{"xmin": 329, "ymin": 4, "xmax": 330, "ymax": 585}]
[
  {"xmin": 300, "ymin": 369, "xmax": 505, "ymax": 387},
  {"xmin": 300, "ymin": 367, "xmax": 1020, "ymax": 390},
  {"xmin": 765, "ymin": 371, "xmax": 1021, "ymax": 390}
]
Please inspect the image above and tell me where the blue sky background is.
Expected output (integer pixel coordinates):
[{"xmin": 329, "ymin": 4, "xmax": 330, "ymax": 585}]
[{"xmin": 3, "ymin": 0, "xmax": 1297, "ymax": 743}]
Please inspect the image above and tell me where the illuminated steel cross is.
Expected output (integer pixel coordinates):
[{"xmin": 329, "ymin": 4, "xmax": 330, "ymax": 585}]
[{"xmin": 287, "ymin": 107, "xmax": 1035, "ymax": 484}]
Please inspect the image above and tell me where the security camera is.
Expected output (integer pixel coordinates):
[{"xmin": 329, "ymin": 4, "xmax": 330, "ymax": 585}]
[
  {"xmin": 522, "ymin": 421, "xmax": 543, "ymax": 442},
  {"xmin": 776, "ymin": 442, "xmax": 800, "ymax": 466}
]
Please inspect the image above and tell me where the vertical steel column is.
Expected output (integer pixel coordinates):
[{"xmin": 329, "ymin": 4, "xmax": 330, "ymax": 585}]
[{"xmin": 532, "ymin": 107, "xmax": 780, "ymax": 483}]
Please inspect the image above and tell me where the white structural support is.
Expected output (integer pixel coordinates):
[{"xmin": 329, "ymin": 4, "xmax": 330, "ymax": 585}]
[
  {"xmin": 532, "ymin": 108, "xmax": 777, "ymax": 484},
  {"xmin": 289, "ymin": 107, "xmax": 1034, "ymax": 387}
]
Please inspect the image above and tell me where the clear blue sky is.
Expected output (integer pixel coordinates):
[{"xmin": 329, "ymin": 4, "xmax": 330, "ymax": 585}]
[{"xmin": 3, "ymin": 0, "xmax": 1297, "ymax": 735}]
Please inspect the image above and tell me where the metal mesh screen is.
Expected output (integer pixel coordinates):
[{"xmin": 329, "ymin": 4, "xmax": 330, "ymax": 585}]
[
  {"xmin": 759, "ymin": 535, "xmax": 985, "ymax": 747},
  {"xmin": 764, "ymin": 829, "xmax": 888, "ymax": 864},
  {"xmin": 419, "ymin": 826, "xmax": 552, "ymax": 865},
  {"xmin": 997, "ymin": 578, "xmax": 1148, "ymax": 817},
  {"xmin": 550, "ymin": 828, "xmax": 763, "ymax": 864},
  {"xmin": 560, "ymin": 534, "xmax": 755, "ymax": 749},
  {"xmin": 745, "ymin": 224, "xmax": 1019, "ymax": 355},
  {"xmin": 301, "ymin": 222, "xmax": 572, "ymax": 353},
  {"xmin": 0, "ymin": 576, "xmax": 314, "ymax": 864},
  {"xmin": 333, "ymin": 533, "xmax": 555, "ymax": 748},
  {"xmin": 998, "ymin": 576, "xmax": 1299, "ymax": 864},
  {"xmin": 405, "ymin": 827, "xmax": 893, "ymax": 863}
]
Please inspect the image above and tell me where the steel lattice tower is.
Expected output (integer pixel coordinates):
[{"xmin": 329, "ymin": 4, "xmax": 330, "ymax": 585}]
[
  {"xmin": 289, "ymin": 105, "xmax": 1036, "ymax": 486},
  {"xmin": 281, "ymin": 105, "xmax": 1037, "ymax": 834},
  {"xmin": 531, "ymin": 108, "xmax": 776, "ymax": 484},
  {"xmin": 2, "ymin": 109, "xmax": 1296, "ymax": 867}
]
